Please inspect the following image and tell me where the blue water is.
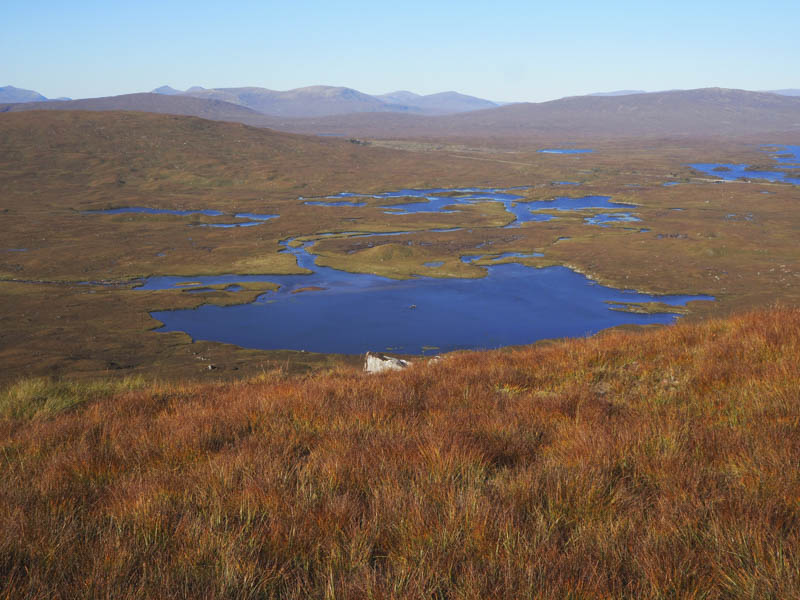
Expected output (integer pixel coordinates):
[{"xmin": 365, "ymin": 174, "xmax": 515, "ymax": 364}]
[
  {"xmin": 528, "ymin": 195, "xmax": 632, "ymax": 211},
  {"xmin": 85, "ymin": 188, "xmax": 634, "ymax": 237},
  {"xmin": 303, "ymin": 188, "xmax": 539, "ymax": 226},
  {"xmin": 304, "ymin": 200, "xmax": 368, "ymax": 207},
  {"xmin": 234, "ymin": 213, "xmax": 279, "ymax": 221},
  {"xmin": 663, "ymin": 182, "xmax": 680, "ymax": 187},
  {"xmin": 689, "ymin": 144, "xmax": 800, "ymax": 184},
  {"xmin": 522, "ymin": 213, "xmax": 557, "ymax": 222},
  {"xmin": 553, "ymin": 181, "xmax": 581, "ymax": 185},
  {"xmin": 306, "ymin": 186, "xmax": 573, "ymax": 229},
  {"xmin": 689, "ymin": 163, "xmax": 800, "ymax": 184},
  {"xmin": 148, "ymin": 237, "xmax": 712, "ymax": 355},
  {"xmin": 462, "ymin": 252, "xmax": 544, "ymax": 263},
  {"xmin": 539, "ymin": 149, "xmax": 594, "ymax": 154},
  {"xmin": 306, "ymin": 187, "xmax": 635, "ymax": 228},
  {"xmin": 384, "ymin": 192, "xmax": 544, "ymax": 226},
  {"xmin": 764, "ymin": 144, "xmax": 800, "ymax": 166},
  {"xmin": 201, "ymin": 221, "xmax": 266, "ymax": 228},
  {"xmin": 584, "ymin": 213, "xmax": 642, "ymax": 226},
  {"xmin": 85, "ymin": 185, "xmax": 712, "ymax": 354}
]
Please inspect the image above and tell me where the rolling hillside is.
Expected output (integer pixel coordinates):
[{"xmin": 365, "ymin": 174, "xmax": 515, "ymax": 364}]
[
  {"xmin": 0, "ymin": 93, "xmax": 276, "ymax": 127},
  {"xmin": 1, "ymin": 306, "xmax": 798, "ymax": 597},
  {"xmin": 264, "ymin": 88, "xmax": 800, "ymax": 138},
  {"xmin": 5, "ymin": 88, "xmax": 800, "ymax": 139}
]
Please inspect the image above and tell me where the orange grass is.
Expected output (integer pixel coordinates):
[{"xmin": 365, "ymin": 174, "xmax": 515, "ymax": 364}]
[{"xmin": 1, "ymin": 307, "xmax": 799, "ymax": 598}]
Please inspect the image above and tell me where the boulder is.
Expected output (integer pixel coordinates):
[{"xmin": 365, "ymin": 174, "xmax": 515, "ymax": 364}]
[{"xmin": 364, "ymin": 352, "xmax": 411, "ymax": 374}]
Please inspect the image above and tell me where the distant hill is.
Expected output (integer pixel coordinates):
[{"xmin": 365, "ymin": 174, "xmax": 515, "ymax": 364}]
[
  {"xmin": 587, "ymin": 88, "xmax": 800, "ymax": 98},
  {"xmin": 152, "ymin": 85, "xmax": 498, "ymax": 117},
  {"xmin": 175, "ymin": 85, "xmax": 395, "ymax": 118},
  {"xmin": 0, "ymin": 85, "xmax": 47, "ymax": 103},
  {"xmin": 0, "ymin": 93, "xmax": 278, "ymax": 128},
  {"xmin": 374, "ymin": 90, "xmax": 421, "ymax": 104},
  {"xmin": 770, "ymin": 89, "xmax": 800, "ymax": 97},
  {"xmin": 5, "ymin": 88, "xmax": 800, "ymax": 140},
  {"xmin": 151, "ymin": 85, "xmax": 183, "ymax": 95},
  {"xmin": 259, "ymin": 88, "xmax": 800, "ymax": 139},
  {"xmin": 375, "ymin": 90, "xmax": 498, "ymax": 115}
]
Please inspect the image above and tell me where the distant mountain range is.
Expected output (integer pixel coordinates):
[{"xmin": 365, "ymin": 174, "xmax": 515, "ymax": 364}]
[
  {"xmin": 589, "ymin": 88, "xmax": 800, "ymax": 98},
  {"xmin": 149, "ymin": 85, "xmax": 500, "ymax": 117},
  {"xmin": 0, "ymin": 85, "xmax": 70, "ymax": 103},
  {"xmin": 3, "ymin": 86, "xmax": 800, "ymax": 139},
  {"xmin": 254, "ymin": 88, "xmax": 800, "ymax": 139},
  {"xmin": 0, "ymin": 93, "xmax": 268, "ymax": 126}
]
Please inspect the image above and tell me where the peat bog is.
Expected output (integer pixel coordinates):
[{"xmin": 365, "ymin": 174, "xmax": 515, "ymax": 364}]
[{"xmin": 0, "ymin": 111, "xmax": 798, "ymax": 381}]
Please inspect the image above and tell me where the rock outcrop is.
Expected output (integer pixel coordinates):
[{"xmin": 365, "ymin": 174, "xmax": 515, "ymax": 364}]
[{"xmin": 364, "ymin": 352, "xmax": 411, "ymax": 374}]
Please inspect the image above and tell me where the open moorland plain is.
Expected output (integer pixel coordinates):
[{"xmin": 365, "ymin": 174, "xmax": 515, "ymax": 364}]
[
  {"xmin": 1, "ymin": 91, "xmax": 799, "ymax": 596},
  {"xmin": 1, "ymin": 101, "xmax": 799, "ymax": 382}
]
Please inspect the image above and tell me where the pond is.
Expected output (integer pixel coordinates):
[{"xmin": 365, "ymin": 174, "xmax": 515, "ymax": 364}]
[
  {"xmin": 584, "ymin": 213, "xmax": 641, "ymax": 226},
  {"xmin": 303, "ymin": 188, "xmax": 636, "ymax": 229},
  {"xmin": 764, "ymin": 144, "xmax": 800, "ymax": 166},
  {"xmin": 689, "ymin": 144, "xmax": 800, "ymax": 184},
  {"xmin": 148, "ymin": 234, "xmax": 712, "ymax": 355},
  {"xmin": 80, "ymin": 185, "xmax": 710, "ymax": 355}
]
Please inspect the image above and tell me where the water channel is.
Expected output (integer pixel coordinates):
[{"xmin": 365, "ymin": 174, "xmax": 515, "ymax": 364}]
[{"xmin": 86, "ymin": 185, "xmax": 712, "ymax": 354}]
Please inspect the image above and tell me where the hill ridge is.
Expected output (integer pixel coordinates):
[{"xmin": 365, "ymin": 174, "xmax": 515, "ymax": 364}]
[{"xmin": 4, "ymin": 87, "xmax": 800, "ymax": 138}]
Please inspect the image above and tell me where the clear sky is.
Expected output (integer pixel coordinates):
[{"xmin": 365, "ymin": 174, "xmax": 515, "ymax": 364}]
[{"xmin": 2, "ymin": 0, "xmax": 798, "ymax": 102}]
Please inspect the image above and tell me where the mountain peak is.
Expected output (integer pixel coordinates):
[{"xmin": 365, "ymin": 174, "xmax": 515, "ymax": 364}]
[
  {"xmin": 0, "ymin": 85, "xmax": 48, "ymax": 103},
  {"xmin": 152, "ymin": 85, "xmax": 182, "ymax": 95}
]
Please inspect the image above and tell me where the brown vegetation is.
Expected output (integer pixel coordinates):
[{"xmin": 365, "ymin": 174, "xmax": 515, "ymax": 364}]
[
  {"xmin": 2, "ymin": 110, "xmax": 799, "ymax": 383},
  {"xmin": 2, "ymin": 307, "xmax": 798, "ymax": 598}
]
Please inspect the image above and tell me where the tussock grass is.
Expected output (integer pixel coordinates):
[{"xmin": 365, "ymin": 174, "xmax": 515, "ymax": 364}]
[
  {"xmin": 0, "ymin": 375, "xmax": 147, "ymax": 419},
  {"xmin": 1, "ymin": 307, "xmax": 799, "ymax": 598}
]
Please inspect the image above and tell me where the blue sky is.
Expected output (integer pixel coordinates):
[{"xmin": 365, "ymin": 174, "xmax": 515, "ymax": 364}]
[{"xmin": 2, "ymin": 0, "xmax": 798, "ymax": 102}]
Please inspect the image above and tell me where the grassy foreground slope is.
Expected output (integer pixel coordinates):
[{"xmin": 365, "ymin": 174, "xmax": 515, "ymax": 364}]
[{"xmin": 2, "ymin": 307, "xmax": 798, "ymax": 598}]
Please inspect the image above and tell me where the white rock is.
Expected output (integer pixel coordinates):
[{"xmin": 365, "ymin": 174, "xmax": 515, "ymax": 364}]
[{"xmin": 364, "ymin": 352, "xmax": 411, "ymax": 374}]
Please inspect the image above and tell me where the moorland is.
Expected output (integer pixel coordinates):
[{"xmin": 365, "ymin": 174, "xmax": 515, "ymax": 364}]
[
  {"xmin": 1, "ymin": 87, "xmax": 799, "ymax": 597},
  {"xmin": 1, "ymin": 306, "xmax": 798, "ymax": 597},
  {"xmin": 2, "ymin": 97, "xmax": 799, "ymax": 382}
]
